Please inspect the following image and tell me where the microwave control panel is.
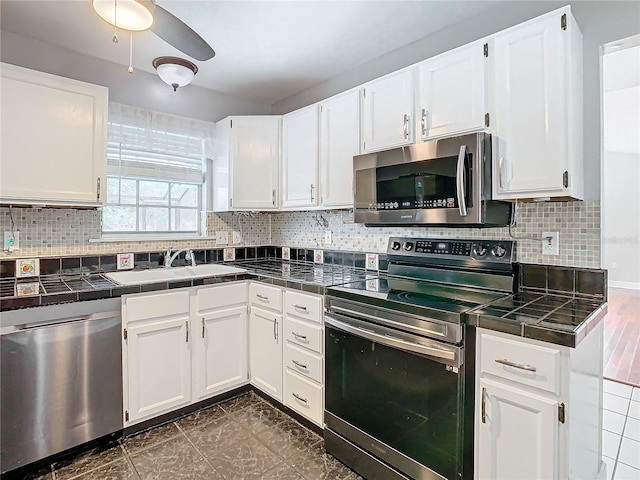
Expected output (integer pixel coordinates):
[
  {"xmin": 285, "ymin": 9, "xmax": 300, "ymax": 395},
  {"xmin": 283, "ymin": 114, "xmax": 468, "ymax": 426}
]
[{"xmin": 368, "ymin": 197, "xmax": 456, "ymax": 210}]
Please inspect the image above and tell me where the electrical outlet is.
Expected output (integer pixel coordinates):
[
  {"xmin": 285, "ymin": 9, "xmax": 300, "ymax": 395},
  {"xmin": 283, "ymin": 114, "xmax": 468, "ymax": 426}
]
[
  {"xmin": 324, "ymin": 229, "xmax": 332, "ymax": 245},
  {"xmin": 366, "ymin": 253, "xmax": 379, "ymax": 270},
  {"xmin": 215, "ymin": 231, "xmax": 229, "ymax": 245},
  {"xmin": 232, "ymin": 231, "xmax": 242, "ymax": 244},
  {"xmin": 542, "ymin": 232, "xmax": 560, "ymax": 256},
  {"xmin": 4, "ymin": 231, "xmax": 19, "ymax": 250}
]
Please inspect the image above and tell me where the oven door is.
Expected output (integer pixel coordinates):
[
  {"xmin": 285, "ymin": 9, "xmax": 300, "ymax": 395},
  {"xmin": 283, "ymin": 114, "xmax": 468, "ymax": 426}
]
[{"xmin": 325, "ymin": 313, "xmax": 466, "ymax": 480}]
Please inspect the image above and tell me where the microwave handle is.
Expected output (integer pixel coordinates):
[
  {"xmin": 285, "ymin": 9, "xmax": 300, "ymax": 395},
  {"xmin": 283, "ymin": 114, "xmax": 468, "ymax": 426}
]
[{"xmin": 456, "ymin": 145, "xmax": 468, "ymax": 217}]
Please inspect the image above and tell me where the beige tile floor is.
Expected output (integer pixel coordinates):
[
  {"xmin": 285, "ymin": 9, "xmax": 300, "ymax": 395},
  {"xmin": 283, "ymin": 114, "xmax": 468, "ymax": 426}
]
[{"xmin": 602, "ymin": 379, "xmax": 640, "ymax": 480}]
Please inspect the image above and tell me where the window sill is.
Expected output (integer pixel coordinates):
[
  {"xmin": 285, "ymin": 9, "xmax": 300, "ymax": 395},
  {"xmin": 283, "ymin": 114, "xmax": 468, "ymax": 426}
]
[{"xmin": 90, "ymin": 235, "xmax": 217, "ymax": 243}]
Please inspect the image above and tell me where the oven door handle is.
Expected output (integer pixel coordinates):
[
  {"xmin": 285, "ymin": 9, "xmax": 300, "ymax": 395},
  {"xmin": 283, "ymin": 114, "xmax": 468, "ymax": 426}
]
[
  {"xmin": 456, "ymin": 145, "xmax": 468, "ymax": 217},
  {"xmin": 325, "ymin": 314, "xmax": 459, "ymax": 365}
]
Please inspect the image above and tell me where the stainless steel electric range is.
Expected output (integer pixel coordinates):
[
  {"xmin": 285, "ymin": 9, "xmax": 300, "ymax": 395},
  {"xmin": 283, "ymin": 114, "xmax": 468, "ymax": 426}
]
[{"xmin": 324, "ymin": 237, "xmax": 516, "ymax": 480}]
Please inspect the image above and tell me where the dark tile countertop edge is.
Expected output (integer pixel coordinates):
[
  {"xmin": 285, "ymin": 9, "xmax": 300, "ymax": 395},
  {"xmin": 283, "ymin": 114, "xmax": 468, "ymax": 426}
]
[{"xmin": 467, "ymin": 301, "xmax": 608, "ymax": 348}]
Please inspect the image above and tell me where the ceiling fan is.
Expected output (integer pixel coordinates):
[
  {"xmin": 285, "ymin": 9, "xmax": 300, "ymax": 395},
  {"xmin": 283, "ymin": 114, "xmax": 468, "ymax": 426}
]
[{"xmin": 92, "ymin": 0, "xmax": 215, "ymax": 61}]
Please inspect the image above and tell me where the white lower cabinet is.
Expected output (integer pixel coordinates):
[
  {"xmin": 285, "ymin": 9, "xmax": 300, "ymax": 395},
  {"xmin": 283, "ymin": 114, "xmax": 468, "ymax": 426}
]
[
  {"xmin": 192, "ymin": 284, "xmax": 248, "ymax": 401},
  {"xmin": 477, "ymin": 377, "xmax": 558, "ymax": 480},
  {"xmin": 125, "ymin": 315, "xmax": 192, "ymax": 424},
  {"xmin": 474, "ymin": 326, "xmax": 604, "ymax": 480},
  {"xmin": 248, "ymin": 306, "xmax": 283, "ymax": 401},
  {"xmin": 284, "ymin": 369, "xmax": 323, "ymax": 426},
  {"xmin": 122, "ymin": 282, "xmax": 248, "ymax": 426}
]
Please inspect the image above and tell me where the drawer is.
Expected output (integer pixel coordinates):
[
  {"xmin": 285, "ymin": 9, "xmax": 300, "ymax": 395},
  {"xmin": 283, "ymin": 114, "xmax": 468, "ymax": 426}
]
[
  {"xmin": 284, "ymin": 369, "xmax": 323, "ymax": 426},
  {"xmin": 284, "ymin": 290, "xmax": 323, "ymax": 323},
  {"xmin": 249, "ymin": 283, "xmax": 283, "ymax": 312},
  {"xmin": 284, "ymin": 316, "xmax": 322, "ymax": 354},
  {"xmin": 284, "ymin": 342, "xmax": 323, "ymax": 384},
  {"xmin": 195, "ymin": 282, "xmax": 247, "ymax": 312},
  {"xmin": 479, "ymin": 330, "xmax": 562, "ymax": 395},
  {"xmin": 125, "ymin": 290, "xmax": 190, "ymax": 323}
]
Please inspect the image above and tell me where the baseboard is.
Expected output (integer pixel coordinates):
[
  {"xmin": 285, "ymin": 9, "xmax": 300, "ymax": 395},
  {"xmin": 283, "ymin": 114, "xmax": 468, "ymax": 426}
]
[{"xmin": 608, "ymin": 281, "xmax": 640, "ymax": 290}]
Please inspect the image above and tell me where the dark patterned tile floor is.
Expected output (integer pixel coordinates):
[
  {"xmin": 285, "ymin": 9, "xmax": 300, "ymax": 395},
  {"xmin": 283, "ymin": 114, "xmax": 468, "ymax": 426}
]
[{"xmin": 32, "ymin": 392, "xmax": 362, "ymax": 480}]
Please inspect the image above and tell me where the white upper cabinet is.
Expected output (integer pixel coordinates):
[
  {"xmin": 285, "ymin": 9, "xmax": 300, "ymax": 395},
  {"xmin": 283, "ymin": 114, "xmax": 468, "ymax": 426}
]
[
  {"xmin": 361, "ymin": 68, "xmax": 415, "ymax": 152},
  {"xmin": 214, "ymin": 116, "xmax": 280, "ymax": 211},
  {"xmin": 0, "ymin": 63, "xmax": 107, "ymax": 207},
  {"xmin": 417, "ymin": 41, "xmax": 488, "ymax": 140},
  {"xmin": 319, "ymin": 90, "xmax": 360, "ymax": 208},
  {"xmin": 282, "ymin": 105, "xmax": 320, "ymax": 209},
  {"xmin": 491, "ymin": 6, "xmax": 583, "ymax": 200}
]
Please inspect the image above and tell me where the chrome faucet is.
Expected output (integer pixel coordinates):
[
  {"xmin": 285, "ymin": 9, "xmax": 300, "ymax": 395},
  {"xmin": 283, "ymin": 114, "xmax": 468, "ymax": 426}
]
[{"xmin": 164, "ymin": 247, "xmax": 196, "ymax": 268}]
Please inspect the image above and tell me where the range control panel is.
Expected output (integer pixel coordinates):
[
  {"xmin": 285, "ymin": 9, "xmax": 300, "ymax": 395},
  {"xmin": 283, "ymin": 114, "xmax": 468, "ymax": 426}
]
[{"xmin": 387, "ymin": 237, "xmax": 514, "ymax": 264}]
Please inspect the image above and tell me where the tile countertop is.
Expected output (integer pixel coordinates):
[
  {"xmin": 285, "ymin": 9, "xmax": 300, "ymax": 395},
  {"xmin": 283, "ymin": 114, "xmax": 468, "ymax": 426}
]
[
  {"xmin": 0, "ymin": 259, "xmax": 607, "ymax": 348},
  {"xmin": 0, "ymin": 259, "xmax": 373, "ymax": 311}
]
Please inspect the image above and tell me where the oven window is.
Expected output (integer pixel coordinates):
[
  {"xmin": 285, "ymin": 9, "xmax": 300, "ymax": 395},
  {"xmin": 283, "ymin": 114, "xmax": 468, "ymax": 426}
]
[
  {"xmin": 374, "ymin": 154, "xmax": 472, "ymax": 209},
  {"xmin": 325, "ymin": 325, "xmax": 463, "ymax": 480}
]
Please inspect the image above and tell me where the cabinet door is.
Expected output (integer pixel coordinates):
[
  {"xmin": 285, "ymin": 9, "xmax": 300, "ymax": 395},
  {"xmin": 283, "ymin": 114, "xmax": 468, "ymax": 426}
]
[
  {"xmin": 417, "ymin": 42, "xmax": 486, "ymax": 140},
  {"xmin": 491, "ymin": 12, "xmax": 569, "ymax": 198},
  {"xmin": 125, "ymin": 316, "xmax": 191, "ymax": 424},
  {"xmin": 282, "ymin": 105, "xmax": 319, "ymax": 208},
  {"xmin": 229, "ymin": 116, "xmax": 280, "ymax": 210},
  {"xmin": 361, "ymin": 69, "xmax": 415, "ymax": 152},
  {"xmin": 0, "ymin": 63, "xmax": 107, "ymax": 206},
  {"xmin": 249, "ymin": 307, "xmax": 283, "ymax": 401},
  {"xmin": 319, "ymin": 90, "xmax": 360, "ymax": 207},
  {"xmin": 476, "ymin": 378, "xmax": 558, "ymax": 480},
  {"xmin": 193, "ymin": 305, "xmax": 248, "ymax": 401}
]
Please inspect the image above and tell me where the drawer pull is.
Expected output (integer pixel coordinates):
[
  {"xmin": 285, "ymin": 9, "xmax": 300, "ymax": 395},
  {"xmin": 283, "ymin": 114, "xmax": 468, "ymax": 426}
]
[
  {"xmin": 256, "ymin": 294, "xmax": 269, "ymax": 302},
  {"xmin": 292, "ymin": 304, "xmax": 308, "ymax": 312},
  {"xmin": 292, "ymin": 331, "xmax": 307, "ymax": 341},
  {"xmin": 292, "ymin": 360, "xmax": 308, "ymax": 370},
  {"xmin": 495, "ymin": 358, "xmax": 537, "ymax": 372},
  {"xmin": 292, "ymin": 392, "xmax": 308, "ymax": 404}
]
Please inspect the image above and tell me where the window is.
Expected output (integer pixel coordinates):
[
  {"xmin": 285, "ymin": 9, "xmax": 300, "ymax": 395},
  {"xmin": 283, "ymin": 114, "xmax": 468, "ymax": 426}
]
[{"xmin": 103, "ymin": 103, "xmax": 215, "ymax": 236}]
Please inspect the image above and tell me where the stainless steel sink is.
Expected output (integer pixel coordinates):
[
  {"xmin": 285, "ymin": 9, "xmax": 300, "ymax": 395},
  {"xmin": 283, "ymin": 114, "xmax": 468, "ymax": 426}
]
[{"xmin": 104, "ymin": 264, "xmax": 246, "ymax": 286}]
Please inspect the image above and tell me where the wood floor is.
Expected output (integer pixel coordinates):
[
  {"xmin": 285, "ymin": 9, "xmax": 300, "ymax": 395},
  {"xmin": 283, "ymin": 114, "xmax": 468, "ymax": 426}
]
[{"xmin": 604, "ymin": 288, "xmax": 640, "ymax": 387}]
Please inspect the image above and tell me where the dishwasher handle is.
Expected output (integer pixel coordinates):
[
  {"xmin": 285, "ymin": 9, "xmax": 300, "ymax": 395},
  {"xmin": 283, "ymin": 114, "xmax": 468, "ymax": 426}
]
[{"xmin": 14, "ymin": 310, "xmax": 121, "ymax": 330}]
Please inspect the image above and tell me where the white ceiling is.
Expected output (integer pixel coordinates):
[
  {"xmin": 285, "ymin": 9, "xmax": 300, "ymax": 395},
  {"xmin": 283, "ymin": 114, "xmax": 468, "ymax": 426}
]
[{"xmin": 0, "ymin": 0, "xmax": 502, "ymax": 105}]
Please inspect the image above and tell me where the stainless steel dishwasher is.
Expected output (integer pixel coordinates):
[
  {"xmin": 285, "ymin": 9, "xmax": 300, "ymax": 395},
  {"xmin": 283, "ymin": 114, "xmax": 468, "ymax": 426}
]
[{"xmin": 1, "ymin": 298, "xmax": 123, "ymax": 474}]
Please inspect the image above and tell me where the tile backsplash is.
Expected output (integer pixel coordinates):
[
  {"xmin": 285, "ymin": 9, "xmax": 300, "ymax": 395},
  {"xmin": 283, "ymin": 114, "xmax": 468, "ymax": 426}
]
[{"xmin": 1, "ymin": 201, "xmax": 601, "ymax": 269}]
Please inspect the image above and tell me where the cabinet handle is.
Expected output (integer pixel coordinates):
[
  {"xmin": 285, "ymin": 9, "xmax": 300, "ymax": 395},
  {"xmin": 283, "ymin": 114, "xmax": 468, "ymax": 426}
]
[
  {"xmin": 272, "ymin": 189, "xmax": 277, "ymax": 206},
  {"xmin": 273, "ymin": 318, "xmax": 278, "ymax": 341},
  {"xmin": 292, "ymin": 304, "xmax": 308, "ymax": 312},
  {"xmin": 201, "ymin": 318, "xmax": 205, "ymax": 339},
  {"xmin": 310, "ymin": 184, "xmax": 315, "ymax": 202},
  {"xmin": 185, "ymin": 321, "xmax": 189, "ymax": 342},
  {"xmin": 421, "ymin": 109, "xmax": 428, "ymax": 136},
  {"xmin": 498, "ymin": 157, "xmax": 505, "ymax": 189},
  {"xmin": 292, "ymin": 331, "xmax": 307, "ymax": 341},
  {"xmin": 292, "ymin": 392, "xmax": 308, "ymax": 404},
  {"xmin": 494, "ymin": 358, "xmax": 537, "ymax": 372},
  {"xmin": 292, "ymin": 359, "xmax": 308, "ymax": 370},
  {"xmin": 481, "ymin": 387, "xmax": 487, "ymax": 423},
  {"xmin": 256, "ymin": 294, "xmax": 269, "ymax": 302},
  {"xmin": 403, "ymin": 114, "xmax": 410, "ymax": 140}
]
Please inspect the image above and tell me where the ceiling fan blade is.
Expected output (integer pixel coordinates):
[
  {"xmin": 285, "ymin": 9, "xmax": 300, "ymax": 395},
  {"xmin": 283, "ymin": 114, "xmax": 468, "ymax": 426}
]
[{"xmin": 151, "ymin": 5, "xmax": 215, "ymax": 61}]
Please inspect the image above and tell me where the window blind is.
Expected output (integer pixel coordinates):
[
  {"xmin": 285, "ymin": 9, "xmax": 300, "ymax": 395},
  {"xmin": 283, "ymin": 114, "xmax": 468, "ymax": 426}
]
[{"xmin": 107, "ymin": 102, "xmax": 215, "ymax": 184}]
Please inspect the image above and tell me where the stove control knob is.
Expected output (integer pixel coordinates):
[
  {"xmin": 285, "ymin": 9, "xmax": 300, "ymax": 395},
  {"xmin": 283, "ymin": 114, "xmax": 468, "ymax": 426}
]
[
  {"xmin": 474, "ymin": 244, "xmax": 488, "ymax": 257},
  {"xmin": 391, "ymin": 241, "xmax": 402, "ymax": 251},
  {"xmin": 492, "ymin": 244, "xmax": 507, "ymax": 258},
  {"xmin": 403, "ymin": 242, "xmax": 414, "ymax": 252}
]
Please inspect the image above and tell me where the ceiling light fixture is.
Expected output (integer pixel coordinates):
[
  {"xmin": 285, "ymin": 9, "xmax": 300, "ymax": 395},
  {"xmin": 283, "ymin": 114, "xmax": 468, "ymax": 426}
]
[
  {"xmin": 153, "ymin": 56, "xmax": 198, "ymax": 91},
  {"xmin": 93, "ymin": 0, "xmax": 155, "ymax": 32}
]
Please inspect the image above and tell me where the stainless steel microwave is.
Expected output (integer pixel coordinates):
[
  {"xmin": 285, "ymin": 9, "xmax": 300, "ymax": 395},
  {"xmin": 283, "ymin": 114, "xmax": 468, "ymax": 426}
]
[{"xmin": 353, "ymin": 132, "xmax": 512, "ymax": 226}]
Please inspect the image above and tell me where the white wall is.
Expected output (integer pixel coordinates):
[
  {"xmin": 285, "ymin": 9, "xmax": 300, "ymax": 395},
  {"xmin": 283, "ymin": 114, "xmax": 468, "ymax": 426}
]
[
  {"xmin": 271, "ymin": 1, "xmax": 640, "ymax": 202},
  {"xmin": 0, "ymin": 30, "xmax": 271, "ymax": 122},
  {"xmin": 602, "ymin": 44, "xmax": 640, "ymax": 289}
]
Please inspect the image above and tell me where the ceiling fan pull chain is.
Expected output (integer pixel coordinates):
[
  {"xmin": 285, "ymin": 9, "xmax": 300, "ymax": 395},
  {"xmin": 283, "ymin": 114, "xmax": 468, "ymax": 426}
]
[
  {"xmin": 112, "ymin": 0, "xmax": 119, "ymax": 43},
  {"xmin": 128, "ymin": 30, "xmax": 134, "ymax": 74}
]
